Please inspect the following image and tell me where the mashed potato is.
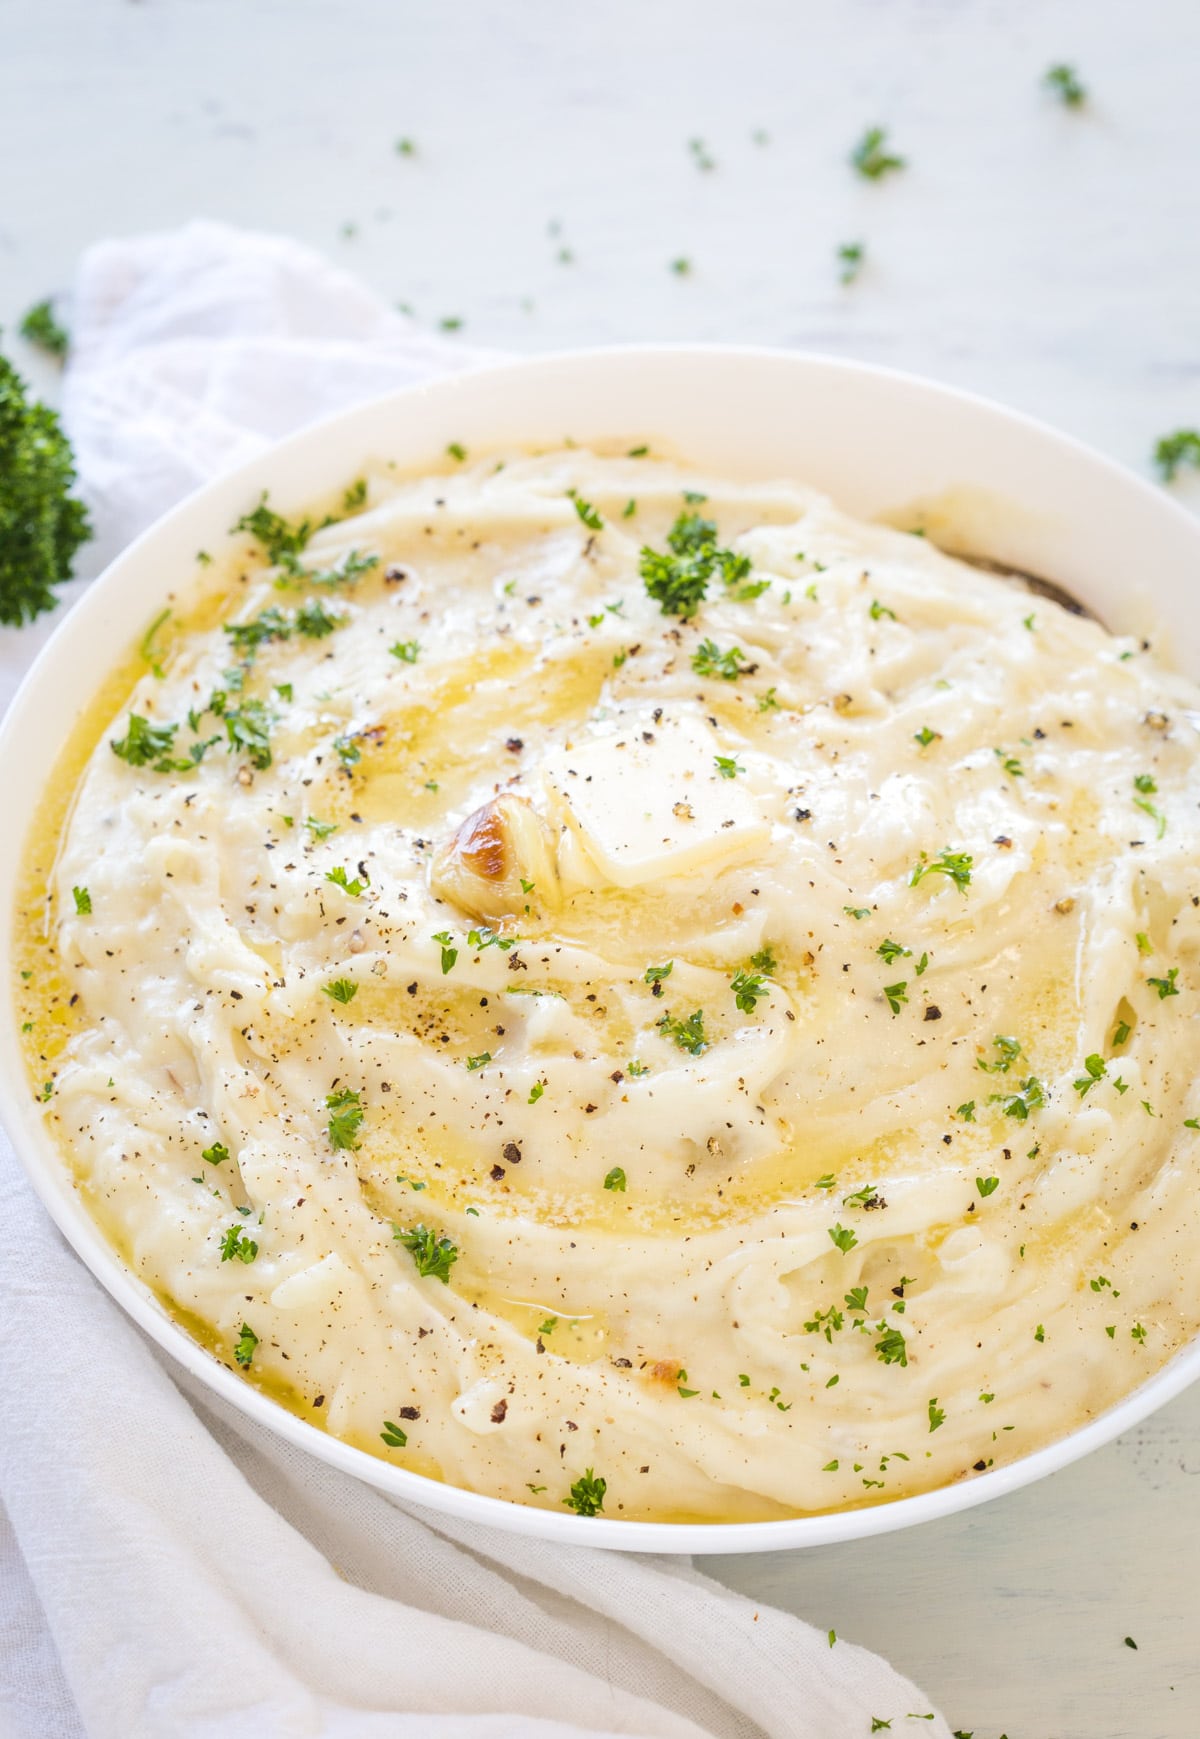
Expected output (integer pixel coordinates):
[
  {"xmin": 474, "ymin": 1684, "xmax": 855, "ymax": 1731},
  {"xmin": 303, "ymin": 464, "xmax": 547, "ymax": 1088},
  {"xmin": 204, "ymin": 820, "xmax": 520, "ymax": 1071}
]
[{"xmin": 17, "ymin": 448, "xmax": 1200, "ymax": 1522}]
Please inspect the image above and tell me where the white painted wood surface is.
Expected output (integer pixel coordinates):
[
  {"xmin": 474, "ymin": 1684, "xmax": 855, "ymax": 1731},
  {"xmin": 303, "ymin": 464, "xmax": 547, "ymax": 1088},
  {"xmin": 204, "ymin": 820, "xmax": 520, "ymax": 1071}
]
[{"xmin": 2, "ymin": 2, "xmax": 1199, "ymax": 1733}]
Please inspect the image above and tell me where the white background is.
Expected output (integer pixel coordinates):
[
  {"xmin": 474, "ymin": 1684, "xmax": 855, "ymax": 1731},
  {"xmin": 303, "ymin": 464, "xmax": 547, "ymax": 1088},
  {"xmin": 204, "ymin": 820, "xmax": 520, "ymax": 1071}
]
[{"xmin": 3, "ymin": 2, "xmax": 1200, "ymax": 1735}]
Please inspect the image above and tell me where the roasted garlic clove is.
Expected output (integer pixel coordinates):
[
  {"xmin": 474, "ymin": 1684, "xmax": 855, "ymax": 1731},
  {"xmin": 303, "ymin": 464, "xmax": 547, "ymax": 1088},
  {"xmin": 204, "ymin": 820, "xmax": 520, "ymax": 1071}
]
[{"xmin": 430, "ymin": 794, "xmax": 560, "ymax": 920}]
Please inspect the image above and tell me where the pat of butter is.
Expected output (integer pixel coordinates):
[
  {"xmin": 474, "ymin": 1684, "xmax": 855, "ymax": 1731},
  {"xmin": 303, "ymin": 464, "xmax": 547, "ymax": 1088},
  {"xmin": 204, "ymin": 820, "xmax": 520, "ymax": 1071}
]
[{"xmin": 541, "ymin": 712, "xmax": 769, "ymax": 887}]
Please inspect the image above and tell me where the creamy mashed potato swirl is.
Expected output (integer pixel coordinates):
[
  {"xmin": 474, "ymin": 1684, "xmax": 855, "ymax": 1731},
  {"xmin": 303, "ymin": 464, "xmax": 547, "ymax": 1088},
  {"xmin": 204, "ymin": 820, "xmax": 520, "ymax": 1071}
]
[{"xmin": 19, "ymin": 448, "xmax": 1200, "ymax": 1523}]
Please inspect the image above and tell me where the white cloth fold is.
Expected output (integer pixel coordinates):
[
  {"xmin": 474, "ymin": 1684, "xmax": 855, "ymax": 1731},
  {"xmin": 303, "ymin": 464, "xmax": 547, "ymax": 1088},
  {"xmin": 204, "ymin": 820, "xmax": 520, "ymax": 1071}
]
[{"xmin": 0, "ymin": 220, "xmax": 951, "ymax": 1739}]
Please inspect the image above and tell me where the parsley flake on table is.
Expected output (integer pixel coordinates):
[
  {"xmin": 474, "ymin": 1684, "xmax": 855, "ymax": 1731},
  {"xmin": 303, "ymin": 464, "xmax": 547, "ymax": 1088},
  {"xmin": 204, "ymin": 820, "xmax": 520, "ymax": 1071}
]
[
  {"xmin": 563, "ymin": 1468, "xmax": 607, "ymax": 1516},
  {"xmin": 394, "ymin": 1223, "xmax": 459, "ymax": 1282},
  {"xmin": 1044, "ymin": 62, "xmax": 1087, "ymax": 106},
  {"xmin": 19, "ymin": 297, "xmax": 70, "ymax": 359},
  {"xmin": 850, "ymin": 125, "xmax": 906, "ymax": 180},
  {"xmin": 1154, "ymin": 429, "xmax": 1200, "ymax": 482},
  {"xmin": 837, "ymin": 241, "xmax": 864, "ymax": 284}
]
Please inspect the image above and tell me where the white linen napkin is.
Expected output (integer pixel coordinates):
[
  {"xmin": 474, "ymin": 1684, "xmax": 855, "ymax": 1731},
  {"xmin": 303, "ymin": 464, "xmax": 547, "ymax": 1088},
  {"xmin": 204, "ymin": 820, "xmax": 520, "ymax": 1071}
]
[{"xmin": 0, "ymin": 220, "xmax": 952, "ymax": 1739}]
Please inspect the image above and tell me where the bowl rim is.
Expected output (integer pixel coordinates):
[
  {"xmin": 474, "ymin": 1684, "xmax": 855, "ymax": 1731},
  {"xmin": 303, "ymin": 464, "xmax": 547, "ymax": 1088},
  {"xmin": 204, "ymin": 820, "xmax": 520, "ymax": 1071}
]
[{"xmin": 4, "ymin": 341, "xmax": 1200, "ymax": 1555}]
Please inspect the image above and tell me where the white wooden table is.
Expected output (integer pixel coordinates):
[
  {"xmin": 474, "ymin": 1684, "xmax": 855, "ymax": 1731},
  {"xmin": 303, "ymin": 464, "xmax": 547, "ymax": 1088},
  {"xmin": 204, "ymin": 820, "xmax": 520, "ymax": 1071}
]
[{"xmin": 3, "ymin": 2, "xmax": 1199, "ymax": 1733}]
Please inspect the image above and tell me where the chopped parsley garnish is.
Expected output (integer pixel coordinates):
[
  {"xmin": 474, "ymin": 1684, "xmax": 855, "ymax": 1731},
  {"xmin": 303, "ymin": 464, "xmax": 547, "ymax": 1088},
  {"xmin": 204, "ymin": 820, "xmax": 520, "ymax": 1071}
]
[
  {"xmin": 1155, "ymin": 429, "xmax": 1200, "ymax": 482},
  {"xmin": 877, "ymin": 939, "xmax": 910, "ymax": 966},
  {"xmin": 656, "ymin": 1009, "xmax": 708, "ymax": 1054},
  {"xmin": 305, "ymin": 817, "xmax": 338, "ymax": 839},
  {"xmin": 976, "ymin": 1176, "xmax": 1000, "ymax": 1198},
  {"xmin": 325, "ymin": 866, "xmax": 368, "ymax": 897},
  {"xmin": 326, "ymin": 1086, "xmax": 364, "ymax": 1149},
  {"xmin": 994, "ymin": 749, "xmax": 1025, "ymax": 778},
  {"xmin": 977, "ymin": 1034, "xmax": 1023, "ymax": 1074},
  {"xmin": 529, "ymin": 1081, "xmax": 545, "ymax": 1102},
  {"xmin": 750, "ymin": 944, "xmax": 777, "ymax": 973},
  {"xmin": 913, "ymin": 725, "xmax": 940, "ymax": 748},
  {"xmin": 691, "ymin": 638, "xmax": 750, "ymax": 680},
  {"xmin": 224, "ymin": 699, "xmax": 273, "ymax": 769},
  {"xmin": 869, "ymin": 598, "xmax": 896, "ymax": 621},
  {"xmin": 394, "ymin": 1223, "xmax": 458, "ymax": 1282},
  {"xmin": 224, "ymin": 605, "xmax": 291, "ymax": 653},
  {"xmin": 644, "ymin": 961, "xmax": 673, "ymax": 985},
  {"xmin": 1044, "ymin": 62, "xmax": 1087, "ymax": 106},
  {"xmin": 19, "ymin": 298, "xmax": 70, "ymax": 359},
  {"xmin": 72, "ymin": 886, "xmax": 92, "ymax": 915},
  {"xmin": 573, "ymin": 495, "xmax": 604, "ymax": 530},
  {"xmin": 333, "ymin": 732, "xmax": 361, "ymax": 768},
  {"xmin": 714, "ymin": 754, "xmax": 743, "ymax": 779},
  {"xmin": 233, "ymin": 1323, "xmax": 258, "ymax": 1367},
  {"xmin": 883, "ymin": 981, "xmax": 908, "ymax": 1015},
  {"xmin": 1034, "ymin": 1324, "xmax": 1045, "ymax": 1342},
  {"xmin": 956, "ymin": 1101, "xmax": 976, "ymax": 1121},
  {"xmin": 603, "ymin": 1166, "xmax": 627, "ymax": 1191},
  {"xmin": 990, "ymin": 1076, "xmax": 1046, "ymax": 1120},
  {"xmin": 757, "ymin": 686, "xmax": 778, "ymax": 711},
  {"xmin": 232, "ymin": 492, "xmax": 313, "ymax": 567},
  {"xmin": 380, "ymin": 1420, "xmax": 408, "ymax": 1447},
  {"xmin": 446, "ymin": 441, "xmax": 467, "ymax": 461},
  {"xmin": 390, "ymin": 639, "xmax": 420, "ymax": 663},
  {"xmin": 730, "ymin": 968, "xmax": 769, "ymax": 1013},
  {"xmin": 296, "ymin": 598, "xmax": 340, "ymax": 638},
  {"xmin": 219, "ymin": 1224, "xmax": 258, "ymax": 1264},
  {"xmin": 850, "ymin": 125, "xmax": 906, "ymax": 180},
  {"xmin": 910, "ymin": 849, "xmax": 973, "ymax": 893},
  {"xmin": 874, "ymin": 1324, "xmax": 908, "ymax": 1366},
  {"xmin": 201, "ymin": 1142, "xmax": 229, "ymax": 1166},
  {"xmin": 828, "ymin": 1223, "xmax": 858, "ymax": 1255},
  {"xmin": 639, "ymin": 508, "xmax": 752, "ymax": 618},
  {"xmin": 323, "ymin": 978, "xmax": 358, "ymax": 1005},
  {"xmin": 1147, "ymin": 967, "xmax": 1180, "ymax": 999},
  {"xmin": 1073, "ymin": 1053, "xmax": 1106, "ymax": 1095},
  {"xmin": 0, "ymin": 347, "xmax": 91, "ymax": 624},
  {"xmin": 927, "ymin": 1398, "xmax": 946, "ymax": 1432},
  {"xmin": 110, "ymin": 714, "xmax": 185, "ymax": 771},
  {"xmin": 563, "ymin": 1468, "xmax": 606, "ymax": 1516},
  {"xmin": 432, "ymin": 930, "xmax": 458, "ymax": 972},
  {"xmin": 465, "ymin": 1052, "xmax": 491, "ymax": 1071}
]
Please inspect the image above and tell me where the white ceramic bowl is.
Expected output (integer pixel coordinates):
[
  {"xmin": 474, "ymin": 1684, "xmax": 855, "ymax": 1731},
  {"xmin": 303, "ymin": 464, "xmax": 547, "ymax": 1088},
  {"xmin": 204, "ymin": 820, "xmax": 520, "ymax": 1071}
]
[{"xmin": 4, "ymin": 346, "xmax": 1200, "ymax": 1554}]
